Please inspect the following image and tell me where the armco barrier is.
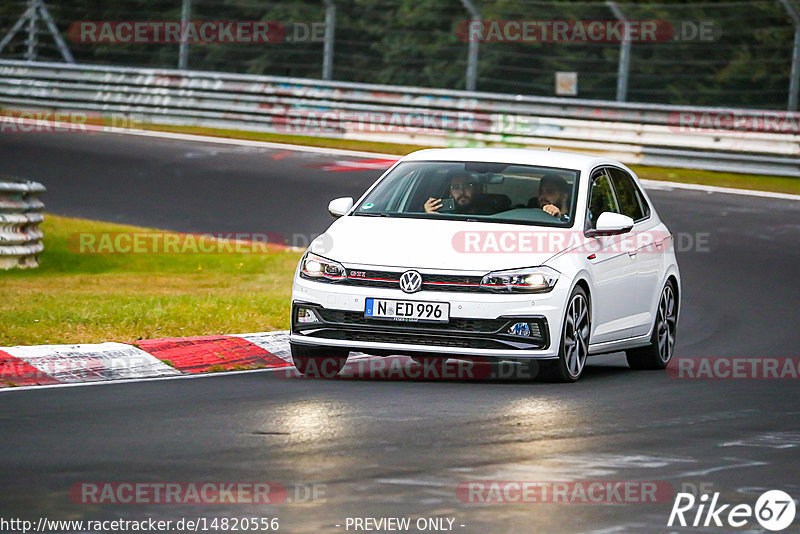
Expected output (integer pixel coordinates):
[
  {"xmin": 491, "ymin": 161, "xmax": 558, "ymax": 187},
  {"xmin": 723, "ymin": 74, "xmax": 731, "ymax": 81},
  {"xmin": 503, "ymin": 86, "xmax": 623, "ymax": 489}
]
[
  {"xmin": 1, "ymin": 60, "xmax": 799, "ymax": 176},
  {"xmin": 0, "ymin": 178, "xmax": 45, "ymax": 269}
]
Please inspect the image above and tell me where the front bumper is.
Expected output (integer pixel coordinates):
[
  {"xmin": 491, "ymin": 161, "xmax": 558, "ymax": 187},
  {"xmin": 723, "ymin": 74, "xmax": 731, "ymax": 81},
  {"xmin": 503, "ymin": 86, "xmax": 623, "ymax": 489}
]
[{"xmin": 290, "ymin": 275, "xmax": 567, "ymax": 359}]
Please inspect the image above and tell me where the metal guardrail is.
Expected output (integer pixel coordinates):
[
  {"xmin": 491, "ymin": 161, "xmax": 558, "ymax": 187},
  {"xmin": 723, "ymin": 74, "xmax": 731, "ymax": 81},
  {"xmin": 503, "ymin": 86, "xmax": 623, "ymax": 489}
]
[
  {"xmin": 1, "ymin": 59, "xmax": 799, "ymax": 176},
  {"xmin": 0, "ymin": 177, "xmax": 45, "ymax": 269}
]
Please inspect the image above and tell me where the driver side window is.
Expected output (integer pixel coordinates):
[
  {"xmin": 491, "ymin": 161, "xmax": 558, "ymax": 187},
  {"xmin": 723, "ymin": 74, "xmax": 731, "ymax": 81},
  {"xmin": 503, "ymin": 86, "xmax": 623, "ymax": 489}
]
[{"xmin": 587, "ymin": 170, "xmax": 620, "ymax": 228}]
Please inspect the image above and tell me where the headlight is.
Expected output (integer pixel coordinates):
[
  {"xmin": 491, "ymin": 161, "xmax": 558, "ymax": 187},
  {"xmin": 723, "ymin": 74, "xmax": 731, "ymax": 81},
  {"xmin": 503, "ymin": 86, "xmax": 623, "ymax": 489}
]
[
  {"xmin": 299, "ymin": 252, "xmax": 346, "ymax": 282},
  {"xmin": 480, "ymin": 266, "xmax": 559, "ymax": 293}
]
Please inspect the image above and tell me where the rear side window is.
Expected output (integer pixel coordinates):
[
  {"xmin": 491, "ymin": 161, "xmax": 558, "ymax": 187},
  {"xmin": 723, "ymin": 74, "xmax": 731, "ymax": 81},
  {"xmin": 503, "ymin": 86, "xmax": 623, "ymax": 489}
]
[
  {"xmin": 608, "ymin": 168, "xmax": 650, "ymax": 221},
  {"xmin": 587, "ymin": 170, "xmax": 619, "ymax": 228}
]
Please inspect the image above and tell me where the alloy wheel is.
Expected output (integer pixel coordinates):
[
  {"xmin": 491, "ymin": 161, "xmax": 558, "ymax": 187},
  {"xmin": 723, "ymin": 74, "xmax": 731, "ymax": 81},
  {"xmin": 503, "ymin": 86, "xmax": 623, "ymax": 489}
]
[
  {"xmin": 657, "ymin": 285, "xmax": 677, "ymax": 363},
  {"xmin": 563, "ymin": 293, "xmax": 590, "ymax": 378}
]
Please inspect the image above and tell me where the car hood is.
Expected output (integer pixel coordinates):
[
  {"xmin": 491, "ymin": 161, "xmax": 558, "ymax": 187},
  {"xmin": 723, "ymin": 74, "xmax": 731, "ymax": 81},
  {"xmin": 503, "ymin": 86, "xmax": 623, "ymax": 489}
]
[{"xmin": 310, "ymin": 215, "xmax": 569, "ymax": 272}]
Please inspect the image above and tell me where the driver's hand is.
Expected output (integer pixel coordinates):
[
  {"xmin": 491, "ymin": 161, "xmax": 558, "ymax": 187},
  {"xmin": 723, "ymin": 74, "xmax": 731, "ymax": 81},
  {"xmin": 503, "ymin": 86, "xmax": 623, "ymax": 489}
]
[
  {"xmin": 542, "ymin": 204, "xmax": 561, "ymax": 217},
  {"xmin": 424, "ymin": 197, "xmax": 442, "ymax": 213}
]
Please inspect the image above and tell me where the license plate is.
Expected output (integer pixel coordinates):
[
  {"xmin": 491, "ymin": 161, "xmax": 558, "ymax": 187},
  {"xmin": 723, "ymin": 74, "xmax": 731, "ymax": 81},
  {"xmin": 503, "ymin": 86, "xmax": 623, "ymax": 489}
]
[{"xmin": 365, "ymin": 298, "xmax": 449, "ymax": 323}]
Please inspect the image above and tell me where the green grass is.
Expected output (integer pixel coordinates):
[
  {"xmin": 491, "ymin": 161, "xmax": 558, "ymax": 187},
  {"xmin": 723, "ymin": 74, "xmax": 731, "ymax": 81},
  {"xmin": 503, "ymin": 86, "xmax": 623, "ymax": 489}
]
[
  {"xmin": 140, "ymin": 123, "xmax": 800, "ymax": 195},
  {"xmin": 627, "ymin": 165, "xmax": 800, "ymax": 195},
  {"xmin": 139, "ymin": 123, "xmax": 431, "ymax": 156},
  {"xmin": 0, "ymin": 215, "xmax": 301, "ymax": 346}
]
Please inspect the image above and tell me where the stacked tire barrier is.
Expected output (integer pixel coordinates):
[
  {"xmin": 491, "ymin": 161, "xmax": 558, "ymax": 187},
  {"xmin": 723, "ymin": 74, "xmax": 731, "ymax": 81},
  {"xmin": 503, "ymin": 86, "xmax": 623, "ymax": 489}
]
[{"xmin": 0, "ymin": 178, "xmax": 45, "ymax": 269}]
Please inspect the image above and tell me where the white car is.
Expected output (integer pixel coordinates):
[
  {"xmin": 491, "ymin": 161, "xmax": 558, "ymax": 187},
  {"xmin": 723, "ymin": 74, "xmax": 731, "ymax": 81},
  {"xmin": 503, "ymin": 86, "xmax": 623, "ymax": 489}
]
[{"xmin": 290, "ymin": 148, "xmax": 680, "ymax": 382}]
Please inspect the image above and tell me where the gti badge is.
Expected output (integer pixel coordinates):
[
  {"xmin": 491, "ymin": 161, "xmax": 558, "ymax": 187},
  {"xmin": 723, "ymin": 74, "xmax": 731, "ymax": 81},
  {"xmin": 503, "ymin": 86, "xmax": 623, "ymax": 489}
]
[{"xmin": 399, "ymin": 270, "xmax": 423, "ymax": 293}]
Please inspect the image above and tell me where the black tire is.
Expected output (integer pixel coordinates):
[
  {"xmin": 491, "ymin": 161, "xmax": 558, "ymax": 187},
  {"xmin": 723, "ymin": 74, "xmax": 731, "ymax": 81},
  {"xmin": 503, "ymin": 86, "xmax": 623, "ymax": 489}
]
[
  {"xmin": 626, "ymin": 280, "xmax": 678, "ymax": 370},
  {"xmin": 542, "ymin": 286, "xmax": 591, "ymax": 383},
  {"xmin": 290, "ymin": 344, "xmax": 349, "ymax": 378}
]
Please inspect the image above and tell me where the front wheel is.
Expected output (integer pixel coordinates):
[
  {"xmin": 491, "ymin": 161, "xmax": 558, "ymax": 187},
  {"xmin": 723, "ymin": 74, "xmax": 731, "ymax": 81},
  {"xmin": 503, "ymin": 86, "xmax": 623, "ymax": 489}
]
[
  {"xmin": 626, "ymin": 280, "xmax": 678, "ymax": 370},
  {"xmin": 290, "ymin": 344, "xmax": 349, "ymax": 378},
  {"xmin": 543, "ymin": 286, "xmax": 591, "ymax": 383}
]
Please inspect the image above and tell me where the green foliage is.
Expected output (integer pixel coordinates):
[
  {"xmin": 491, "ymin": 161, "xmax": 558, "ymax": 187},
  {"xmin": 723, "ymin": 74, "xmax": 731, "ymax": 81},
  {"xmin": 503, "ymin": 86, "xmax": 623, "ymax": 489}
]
[{"xmin": 0, "ymin": 0, "xmax": 797, "ymax": 108}]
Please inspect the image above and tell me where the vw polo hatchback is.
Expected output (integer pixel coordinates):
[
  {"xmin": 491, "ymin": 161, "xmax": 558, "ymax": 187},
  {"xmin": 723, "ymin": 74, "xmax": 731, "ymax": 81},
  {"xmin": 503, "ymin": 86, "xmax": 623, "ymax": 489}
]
[{"xmin": 290, "ymin": 148, "xmax": 680, "ymax": 382}]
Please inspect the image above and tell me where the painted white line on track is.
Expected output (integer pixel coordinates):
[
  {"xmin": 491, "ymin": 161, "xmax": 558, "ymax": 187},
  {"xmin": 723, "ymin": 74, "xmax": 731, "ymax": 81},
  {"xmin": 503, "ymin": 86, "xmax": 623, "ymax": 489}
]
[
  {"xmin": 237, "ymin": 331, "xmax": 293, "ymax": 364},
  {"xmin": 125, "ymin": 128, "xmax": 400, "ymax": 159},
  {"xmin": 8, "ymin": 118, "xmax": 398, "ymax": 159},
  {"xmin": 0, "ymin": 353, "xmax": 377, "ymax": 395},
  {"xmin": 10, "ymin": 117, "xmax": 798, "ymax": 200},
  {"xmin": 0, "ymin": 331, "xmax": 375, "ymax": 394},
  {"xmin": 240, "ymin": 331, "xmax": 372, "ymax": 364},
  {"xmin": 0, "ymin": 365, "xmax": 283, "ymax": 394},
  {"xmin": 640, "ymin": 179, "xmax": 800, "ymax": 201},
  {"xmin": 2, "ymin": 342, "xmax": 179, "ymax": 382},
  {"xmin": 126, "ymin": 128, "xmax": 800, "ymax": 201}
]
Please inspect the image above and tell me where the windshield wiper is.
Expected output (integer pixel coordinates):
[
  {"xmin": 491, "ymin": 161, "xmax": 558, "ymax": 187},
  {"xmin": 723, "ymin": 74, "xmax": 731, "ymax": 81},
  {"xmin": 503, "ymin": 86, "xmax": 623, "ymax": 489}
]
[{"xmin": 353, "ymin": 212, "xmax": 390, "ymax": 217}]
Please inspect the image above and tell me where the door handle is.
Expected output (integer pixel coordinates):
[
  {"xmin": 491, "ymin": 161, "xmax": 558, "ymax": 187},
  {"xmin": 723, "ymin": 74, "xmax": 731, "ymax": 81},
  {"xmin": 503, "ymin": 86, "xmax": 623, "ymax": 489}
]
[{"xmin": 628, "ymin": 251, "xmax": 638, "ymax": 257}]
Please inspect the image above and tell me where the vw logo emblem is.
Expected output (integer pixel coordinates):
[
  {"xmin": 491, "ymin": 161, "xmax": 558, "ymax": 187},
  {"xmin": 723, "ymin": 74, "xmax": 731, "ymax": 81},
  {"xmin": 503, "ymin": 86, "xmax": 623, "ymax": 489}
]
[{"xmin": 399, "ymin": 270, "xmax": 423, "ymax": 293}]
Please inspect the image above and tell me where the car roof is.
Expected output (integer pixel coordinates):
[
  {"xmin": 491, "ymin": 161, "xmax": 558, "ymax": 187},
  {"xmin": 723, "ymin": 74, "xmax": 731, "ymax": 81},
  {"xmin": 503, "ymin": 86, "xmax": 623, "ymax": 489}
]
[{"xmin": 400, "ymin": 147, "xmax": 617, "ymax": 172}]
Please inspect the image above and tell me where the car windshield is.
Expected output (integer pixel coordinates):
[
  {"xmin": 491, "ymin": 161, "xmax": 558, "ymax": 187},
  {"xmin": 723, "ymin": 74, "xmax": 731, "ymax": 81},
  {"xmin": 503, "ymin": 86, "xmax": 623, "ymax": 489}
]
[{"xmin": 354, "ymin": 161, "xmax": 580, "ymax": 227}]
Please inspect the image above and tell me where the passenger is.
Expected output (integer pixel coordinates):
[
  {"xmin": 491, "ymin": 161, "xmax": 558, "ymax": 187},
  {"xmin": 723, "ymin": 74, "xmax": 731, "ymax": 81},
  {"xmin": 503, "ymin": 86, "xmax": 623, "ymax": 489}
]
[{"xmin": 535, "ymin": 175, "xmax": 571, "ymax": 218}]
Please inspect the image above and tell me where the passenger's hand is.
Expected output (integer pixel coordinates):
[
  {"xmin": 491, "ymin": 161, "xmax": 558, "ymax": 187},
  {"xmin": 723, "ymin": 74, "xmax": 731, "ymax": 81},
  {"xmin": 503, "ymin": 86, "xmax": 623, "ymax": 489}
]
[
  {"xmin": 424, "ymin": 197, "xmax": 442, "ymax": 213},
  {"xmin": 542, "ymin": 204, "xmax": 561, "ymax": 217}
]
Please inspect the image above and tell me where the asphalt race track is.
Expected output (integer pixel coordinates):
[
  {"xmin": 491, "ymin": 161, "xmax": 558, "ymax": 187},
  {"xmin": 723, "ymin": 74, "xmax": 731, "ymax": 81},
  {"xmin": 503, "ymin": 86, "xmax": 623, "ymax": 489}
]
[
  {"xmin": 1, "ymin": 130, "xmax": 799, "ymax": 533},
  {"xmin": 0, "ymin": 131, "xmax": 381, "ymax": 240}
]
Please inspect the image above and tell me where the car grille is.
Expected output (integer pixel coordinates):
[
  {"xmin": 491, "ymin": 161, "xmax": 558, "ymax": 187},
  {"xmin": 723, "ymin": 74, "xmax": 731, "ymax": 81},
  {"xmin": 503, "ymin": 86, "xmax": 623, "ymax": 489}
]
[
  {"xmin": 423, "ymin": 273, "xmax": 484, "ymax": 292},
  {"xmin": 341, "ymin": 270, "xmax": 484, "ymax": 293}
]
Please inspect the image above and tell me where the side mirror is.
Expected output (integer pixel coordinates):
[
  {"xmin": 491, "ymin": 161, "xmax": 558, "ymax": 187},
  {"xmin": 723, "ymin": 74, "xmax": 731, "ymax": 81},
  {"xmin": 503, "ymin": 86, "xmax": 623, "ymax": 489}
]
[
  {"xmin": 328, "ymin": 197, "xmax": 354, "ymax": 218},
  {"xmin": 585, "ymin": 212, "xmax": 634, "ymax": 237}
]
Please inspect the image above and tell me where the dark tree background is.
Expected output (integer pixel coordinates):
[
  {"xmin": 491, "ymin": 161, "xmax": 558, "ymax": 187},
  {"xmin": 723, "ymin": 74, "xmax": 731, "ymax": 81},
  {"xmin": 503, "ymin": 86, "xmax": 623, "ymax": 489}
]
[{"xmin": 0, "ymin": 0, "xmax": 796, "ymax": 109}]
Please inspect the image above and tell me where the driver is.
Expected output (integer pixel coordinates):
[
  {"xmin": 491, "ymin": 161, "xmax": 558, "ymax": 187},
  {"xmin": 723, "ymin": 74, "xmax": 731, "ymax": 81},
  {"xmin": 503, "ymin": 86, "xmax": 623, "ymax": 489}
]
[{"xmin": 424, "ymin": 173, "xmax": 484, "ymax": 214}]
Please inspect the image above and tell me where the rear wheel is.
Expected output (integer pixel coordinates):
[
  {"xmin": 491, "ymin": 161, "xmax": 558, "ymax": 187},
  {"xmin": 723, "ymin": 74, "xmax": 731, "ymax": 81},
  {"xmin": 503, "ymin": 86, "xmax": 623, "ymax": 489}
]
[
  {"xmin": 626, "ymin": 281, "xmax": 678, "ymax": 370},
  {"xmin": 543, "ymin": 286, "xmax": 591, "ymax": 383},
  {"xmin": 290, "ymin": 344, "xmax": 349, "ymax": 377}
]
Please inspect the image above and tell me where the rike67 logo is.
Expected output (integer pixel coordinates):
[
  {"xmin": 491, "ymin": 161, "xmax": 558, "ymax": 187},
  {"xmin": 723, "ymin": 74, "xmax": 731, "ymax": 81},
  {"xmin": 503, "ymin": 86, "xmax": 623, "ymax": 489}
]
[{"xmin": 668, "ymin": 490, "xmax": 796, "ymax": 531}]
